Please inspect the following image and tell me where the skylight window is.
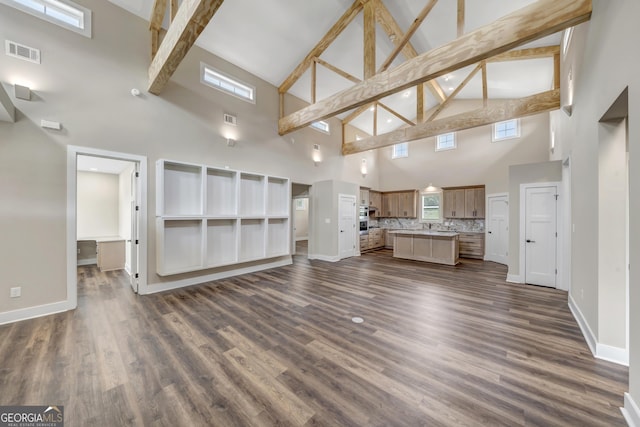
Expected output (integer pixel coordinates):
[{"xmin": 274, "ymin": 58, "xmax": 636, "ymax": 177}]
[
  {"xmin": 435, "ymin": 132, "xmax": 456, "ymax": 151},
  {"xmin": 1, "ymin": 0, "xmax": 91, "ymax": 37},
  {"xmin": 310, "ymin": 120, "xmax": 330, "ymax": 134},
  {"xmin": 392, "ymin": 142, "xmax": 408, "ymax": 159},
  {"xmin": 493, "ymin": 119, "xmax": 520, "ymax": 141},
  {"xmin": 200, "ymin": 63, "xmax": 256, "ymax": 103}
]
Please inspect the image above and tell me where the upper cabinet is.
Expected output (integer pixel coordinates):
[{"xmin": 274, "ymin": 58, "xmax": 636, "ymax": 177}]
[
  {"xmin": 369, "ymin": 190, "xmax": 382, "ymax": 210},
  {"xmin": 443, "ymin": 186, "xmax": 485, "ymax": 219},
  {"xmin": 359, "ymin": 188, "xmax": 370, "ymax": 206},
  {"xmin": 381, "ymin": 190, "xmax": 417, "ymax": 218}
]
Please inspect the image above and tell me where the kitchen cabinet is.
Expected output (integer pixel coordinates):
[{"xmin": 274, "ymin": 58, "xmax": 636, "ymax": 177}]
[
  {"xmin": 360, "ymin": 228, "xmax": 384, "ymax": 252},
  {"xmin": 369, "ymin": 190, "xmax": 382, "ymax": 209},
  {"xmin": 381, "ymin": 190, "xmax": 417, "ymax": 218},
  {"xmin": 464, "ymin": 188, "xmax": 485, "ymax": 218},
  {"xmin": 443, "ymin": 186, "xmax": 485, "ymax": 219},
  {"xmin": 384, "ymin": 229, "xmax": 395, "ymax": 249},
  {"xmin": 443, "ymin": 189, "xmax": 466, "ymax": 218},
  {"xmin": 359, "ymin": 188, "xmax": 370, "ymax": 206},
  {"xmin": 359, "ymin": 234, "xmax": 370, "ymax": 252},
  {"xmin": 459, "ymin": 232, "xmax": 485, "ymax": 259},
  {"xmin": 96, "ymin": 239, "xmax": 125, "ymax": 272},
  {"xmin": 390, "ymin": 230, "xmax": 459, "ymax": 266}
]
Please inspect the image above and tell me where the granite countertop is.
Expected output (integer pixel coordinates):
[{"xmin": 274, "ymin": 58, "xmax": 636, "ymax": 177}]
[{"xmin": 388, "ymin": 230, "xmax": 459, "ymax": 237}]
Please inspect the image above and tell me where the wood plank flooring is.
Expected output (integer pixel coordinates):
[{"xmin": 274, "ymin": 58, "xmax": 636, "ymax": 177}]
[{"xmin": 0, "ymin": 248, "xmax": 628, "ymax": 426}]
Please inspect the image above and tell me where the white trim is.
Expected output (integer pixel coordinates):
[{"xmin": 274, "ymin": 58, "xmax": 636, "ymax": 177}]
[
  {"xmin": 143, "ymin": 257, "xmax": 292, "ymax": 295},
  {"xmin": 67, "ymin": 146, "xmax": 148, "ymax": 304},
  {"xmin": 595, "ymin": 342, "xmax": 628, "ymax": 366},
  {"xmin": 622, "ymin": 393, "xmax": 640, "ymax": 427},
  {"xmin": 0, "ymin": 0, "xmax": 92, "ymax": 38},
  {"xmin": 77, "ymin": 258, "xmax": 96, "ymax": 266},
  {"xmin": 200, "ymin": 62, "xmax": 256, "ymax": 104},
  {"xmin": 307, "ymin": 254, "xmax": 341, "ymax": 262},
  {"xmin": 492, "ymin": 118, "xmax": 520, "ymax": 142},
  {"xmin": 519, "ymin": 182, "xmax": 562, "ymax": 288},
  {"xmin": 0, "ymin": 300, "xmax": 69, "ymax": 325},
  {"xmin": 484, "ymin": 192, "xmax": 509, "ymax": 264},
  {"xmin": 435, "ymin": 132, "xmax": 456, "ymax": 151},
  {"xmin": 506, "ymin": 273, "xmax": 523, "ymax": 283},
  {"xmin": 568, "ymin": 293, "xmax": 597, "ymax": 355}
]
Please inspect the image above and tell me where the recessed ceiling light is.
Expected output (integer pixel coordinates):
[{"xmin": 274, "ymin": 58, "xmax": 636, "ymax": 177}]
[
  {"xmin": 369, "ymin": 106, "xmax": 375, "ymax": 111},
  {"xmin": 403, "ymin": 90, "xmax": 411, "ymax": 98},
  {"xmin": 386, "ymin": 119, "xmax": 392, "ymax": 123},
  {"xmin": 89, "ymin": 168, "xmax": 98, "ymax": 171},
  {"xmin": 444, "ymin": 75, "xmax": 452, "ymax": 82},
  {"xmin": 448, "ymin": 87, "xmax": 454, "ymax": 91}
]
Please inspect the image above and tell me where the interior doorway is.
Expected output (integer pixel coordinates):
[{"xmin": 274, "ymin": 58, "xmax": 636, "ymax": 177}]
[
  {"xmin": 66, "ymin": 146, "xmax": 147, "ymax": 308},
  {"xmin": 291, "ymin": 183, "xmax": 311, "ymax": 256},
  {"xmin": 485, "ymin": 193, "xmax": 509, "ymax": 265},
  {"xmin": 338, "ymin": 194, "xmax": 357, "ymax": 259}
]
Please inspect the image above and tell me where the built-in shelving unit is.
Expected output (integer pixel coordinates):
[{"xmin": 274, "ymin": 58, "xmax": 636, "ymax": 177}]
[{"xmin": 156, "ymin": 159, "xmax": 290, "ymax": 276}]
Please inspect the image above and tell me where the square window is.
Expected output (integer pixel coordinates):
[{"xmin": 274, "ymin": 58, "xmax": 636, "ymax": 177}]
[
  {"xmin": 493, "ymin": 119, "xmax": 520, "ymax": 141},
  {"xmin": 310, "ymin": 120, "xmax": 330, "ymax": 134},
  {"xmin": 436, "ymin": 133, "xmax": 456, "ymax": 151},
  {"xmin": 392, "ymin": 142, "xmax": 408, "ymax": 159}
]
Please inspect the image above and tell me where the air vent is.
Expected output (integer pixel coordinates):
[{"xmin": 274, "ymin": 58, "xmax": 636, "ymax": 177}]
[
  {"xmin": 5, "ymin": 40, "xmax": 40, "ymax": 64},
  {"xmin": 313, "ymin": 144, "xmax": 320, "ymax": 150},
  {"xmin": 223, "ymin": 113, "xmax": 237, "ymax": 126}
]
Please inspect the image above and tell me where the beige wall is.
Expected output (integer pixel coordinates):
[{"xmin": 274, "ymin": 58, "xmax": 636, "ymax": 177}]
[
  {"xmin": 550, "ymin": 0, "xmax": 639, "ymax": 408},
  {"xmin": 77, "ymin": 171, "xmax": 119, "ymax": 238},
  {"xmin": 376, "ymin": 108, "xmax": 551, "ymax": 195}
]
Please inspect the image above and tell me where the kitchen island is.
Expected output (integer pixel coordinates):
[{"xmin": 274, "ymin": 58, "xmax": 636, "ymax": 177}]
[{"xmin": 389, "ymin": 230, "xmax": 459, "ymax": 265}]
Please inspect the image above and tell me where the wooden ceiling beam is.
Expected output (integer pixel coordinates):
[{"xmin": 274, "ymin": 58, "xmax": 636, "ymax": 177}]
[
  {"xmin": 278, "ymin": 0, "xmax": 364, "ymax": 94},
  {"xmin": 342, "ymin": 89, "xmax": 560, "ymax": 155},
  {"xmin": 375, "ymin": 0, "xmax": 445, "ymax": 103},
  {"xmin": 378, "ymin": 102, "xmax": 415, "ymax": 126},
  {"xmin": 150, "ymin": 0, "xmax": 167, "ymax": 31},
  {"xmin": 481, "ymin": 61, "xmax": 488, "ymax": 107},
  {"xmin": 363, "ymin": 0, "xmax": 376, "ymax": 79},
  {"xmin": 278, "ymin": 0, "xmax": 591, "ymax": 135},
  {"xmin": 148, "ymin": 0, "xmax": 224, "ymax": 95},
  {"xmin": 487, "ymin": 45, "xmax": 560, "ymax": 62},
  {"xmin": 457, "ymin": 0, "xmax": 465, "ymax": 37},
  {"xmin": 316, "ymin": 58, "xmax": 361, "ymax": 84},
  {"xmin": 426, "ymin": 64, "xmax": 481, "ymax": 122}
]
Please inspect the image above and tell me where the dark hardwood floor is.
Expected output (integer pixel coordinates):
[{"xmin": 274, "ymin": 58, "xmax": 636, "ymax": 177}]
[{"xmin": 0, "ymin": 248, "xmax": 628, "ymax": 426}]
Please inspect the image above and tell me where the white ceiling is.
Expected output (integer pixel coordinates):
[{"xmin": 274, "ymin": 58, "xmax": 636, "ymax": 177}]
[
  {"xmin": 109, "ymin": 0, "xmax": 562, "ymax": 136},
  {"xmin": 77, "ymin": 155, "xmax": 133, "ymax": 174}
]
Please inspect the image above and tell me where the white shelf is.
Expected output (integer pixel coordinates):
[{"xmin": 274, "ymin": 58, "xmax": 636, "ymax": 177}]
[
  {"xmin": 239, "ymin": 219, "xmax": 265, "ymax": 261},
  {"xmin": 240, "ymin": 173, "xmax": 265, "ymax": 217},
  {"xmin": 267, "ymin": 218, "xmax": 290, "ymax": 257},
  {"xmin": 158, "ymin": 219, "xmax": 203, "ymax": 275},
  {"xmin": 206, "ymin": 219, "xmax": 238, "ymax": 267},
  {"xmin": 206, "ymin": 168, "xmax": 237, "ymax": 216},
  {"xmin": 267, "ymin": 176, "xmax": 290, "ymax": 216},
  {"xmin": 158, "ymin": 161, "xmax": 203, "ymax": 216},
  {"xmin": 156, "ymin": 159, "xmax": 290, "ymax": 276}
]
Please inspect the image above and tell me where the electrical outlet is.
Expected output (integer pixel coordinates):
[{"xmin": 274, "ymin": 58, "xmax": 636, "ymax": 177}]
[{"xmin": 10, "ymin": 287, "xmax": 21, "ymax": 298}]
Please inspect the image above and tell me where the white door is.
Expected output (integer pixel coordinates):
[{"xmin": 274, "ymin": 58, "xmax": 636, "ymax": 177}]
[
  {"xmin": 338, "ymin": 194, "xmax": 357, "ymax": 259},
  {"xmin": 524, "ymin": 186, "xmax": 557, "ymax": 287},
  {"xmin": 486, "ymin": 194, "xmax": 509, "ymax": 265},
  {"xmin": 129, "ymin": 166, "xmax": 139, "ymax": 293}
]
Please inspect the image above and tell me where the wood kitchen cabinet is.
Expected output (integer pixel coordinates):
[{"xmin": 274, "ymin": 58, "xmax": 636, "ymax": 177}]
[
  {"xmin": 443, "ymin": 189, "xmax": 466, "ymax": 218},
  {"xmin": 369, "ymin": 190, "xmax": 382, "ymax": 209},
  {"xmin": 381, "ymin": 191, "xmax": 417, "ymax": 218},
  {"xmin": 464, "ymin": 188, "xmax": 485, "ymax": 218},
  {"xmin": 359, "ymin": 188, "xmax": 370, "ymax": 206},
  {"xmin": 381, "ymin": 192, "xmax": 399, "ymax": 217},
  {"xmin": 458, "ymin": 232, "xmax": 485, "ymax": 259},
  {"xmin": 443, "ymin": 186, "xmax": 485, "ymax": 219}
]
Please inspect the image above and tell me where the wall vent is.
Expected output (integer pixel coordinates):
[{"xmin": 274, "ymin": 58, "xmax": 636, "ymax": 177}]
[
  {"xmin": 5, "ymin": 40, "xmax": 40, "ymax": 64},
  {"xmin": 223, "ymin": 113, "xmax": 237, "ymax": 126}
]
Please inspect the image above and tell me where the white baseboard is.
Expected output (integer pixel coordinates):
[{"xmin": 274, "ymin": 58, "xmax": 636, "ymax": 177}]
[
  {"xmin": 506, "ymin": 273, "xmax": 523, "ymax": 283},
  {"xmin": 596, "ymin": 342, "xmax": 629, "ymax": 366},
  {"xmin": 77, "ymin": 258, "xmax": 96, "ymax": 266},
  {"xmin": 623, "ymin": 393, "xmax": 640, "ymax": 427},
  {"xmin": 124, "ymin": 263, "xmax": 131, "ymax": 275},
  {"xmin": 144, "ymin": 257, "xmax": 292, "ymax": 295},
  {"xmin": 295, "ymin": 236, "xmax": 308, "ymax": 242},
  {"xmin": 568, "ymin": 294, "xmax": 597, "ymax": 356},
  {"xmin": 307, "ymin": 254, "xmax": 341, "ymax": 262},
  {"xmin": 0, "ymin": 300, "xmax": 71, "ymax": 325}
]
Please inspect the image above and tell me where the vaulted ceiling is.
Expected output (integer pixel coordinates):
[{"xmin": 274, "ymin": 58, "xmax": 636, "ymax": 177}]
[{"xmin": 109, "ymin": 0, "xmax": 591, "ymax": 153}]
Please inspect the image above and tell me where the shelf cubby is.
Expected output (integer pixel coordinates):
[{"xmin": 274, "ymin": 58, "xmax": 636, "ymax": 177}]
[
  {"xmin": 267, "ymin": 176, "xmax": 290, "ymax": 216},
  {"xmin": 206, "ymin": 219, "xmax": 238, "ymax": 267},
  {"xmin": 267, "ymin": 218, "xmax": 290, "ymax": 257},
  {"xmin": 239, "ymin": 219, "xmax": 265, "ymax": 261},
  {"xmin": 206, "ymin": 168, "xmax": 237, "ymax": 216},
  {"xmin": 158, "ymin": 219, "xmax": 203, "ymax": 275},
  {"xmin": 239, "ymin": 173, "xmax": 265, "ymax": 217},
  {"xmin": 159, "ymin": 161, "xmax": 203, "ymax": 216}
]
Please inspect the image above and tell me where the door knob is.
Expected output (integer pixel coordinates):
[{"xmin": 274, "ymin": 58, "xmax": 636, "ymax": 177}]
[
  {"xmin": 488, "ymin": 231, "xmax": 492, "ymax": 234},
  {"xmin": 526, "ymin": 239, "xmax": 535, "ymax": 243}
]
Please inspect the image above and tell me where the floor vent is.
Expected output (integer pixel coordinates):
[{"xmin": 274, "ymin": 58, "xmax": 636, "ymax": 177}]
[
  {"xmin": 223, "ymin": 113, "xmax": 237, "ymax": 126},
  {"xmin": 5, "ymin": 40, "xmax": 40, "ymax": 64}
]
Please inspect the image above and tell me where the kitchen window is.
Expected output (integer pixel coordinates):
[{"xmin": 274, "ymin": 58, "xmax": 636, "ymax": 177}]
[{"xmin": 421, "ymin": 191, "xmax": 442, "ymax": 222}]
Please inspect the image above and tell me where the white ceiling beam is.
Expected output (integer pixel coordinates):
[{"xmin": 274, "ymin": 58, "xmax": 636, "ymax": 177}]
[{"xmin": 278, "ymin": 0, "xmax": 591, "ymax": 135}]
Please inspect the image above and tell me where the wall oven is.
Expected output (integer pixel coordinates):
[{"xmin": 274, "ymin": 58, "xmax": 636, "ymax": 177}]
[{"xmin": 359, "ymin": 205, "xmax": 368, "ymax": 234}]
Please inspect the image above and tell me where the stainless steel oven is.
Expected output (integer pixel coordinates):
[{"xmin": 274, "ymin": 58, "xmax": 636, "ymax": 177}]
[
  {"xmin": 359, "ymin": 220, "xmax": 368, "ymax": 234},
  {"xmin": 359, "ymin": 205, "xmax": 368, "ymax": 234}
]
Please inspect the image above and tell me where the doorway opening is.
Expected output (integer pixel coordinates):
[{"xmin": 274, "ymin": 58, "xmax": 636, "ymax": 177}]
[
  {"xmin": 66, "ymin": 146, "xmax": 147, "ymax": 308},
  {"xmin": 485, "ymin": 193, "xmax": 509, "ymax": 265},
  {"xmin": 291, "ymin": 183, "xmax": 311, "ymax": 257}
]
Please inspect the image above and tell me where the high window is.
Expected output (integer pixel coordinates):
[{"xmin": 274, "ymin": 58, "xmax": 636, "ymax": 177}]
[
  {"xmin": 435, "ymin": 132, "xmax": 456, "ymax": 151},
  {"xmin": 201, "ymin": 63, "xmax": 256, "ymax": 103},
  {"xmin": 0, "ymin": 0, "xmax": 91, "ymax": 37},
  {"xmin": 310, "ymin": 120, "xmax": 330, "ymax": 134},
  {"xmin": 493, "ymin": 119, "xmax": 520, "ymax": 141},
  {"xmin": 392, "ymin": 142, "xmax": 408, "ymax": 159}
]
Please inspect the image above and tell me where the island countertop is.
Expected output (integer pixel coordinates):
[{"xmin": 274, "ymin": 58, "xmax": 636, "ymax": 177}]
[
  {"xmin": 389, "ymin": 230, "xmax": 459, "ymax": 265},
  {"xmin": 388, "ymin": 230, "xmax": 459, "ymax": 237}
]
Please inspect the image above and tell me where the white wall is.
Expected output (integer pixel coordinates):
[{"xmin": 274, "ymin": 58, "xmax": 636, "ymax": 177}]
[
  {"xmin": 77, "ymin": 171, "xmax": 119, "ymax": 238},
  {"xmin": 548, "ymin": 0, "xmax": 640, "ymax": 414}
]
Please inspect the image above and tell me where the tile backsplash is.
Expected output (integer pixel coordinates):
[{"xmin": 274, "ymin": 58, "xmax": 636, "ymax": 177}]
[{"xmin": 372, "ymin": 217, "xmax": 484, "ymax": 232}]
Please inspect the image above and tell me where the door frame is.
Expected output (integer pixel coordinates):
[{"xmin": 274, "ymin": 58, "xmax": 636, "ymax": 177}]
[
  {"xmin": 337, "ymin": 193, "xmax": 357, "ymax": 260},
  {"xmin": 518, "ymin": 182, "xmax": 562, "ymax": 288},
  {"xmin": 485, "ymin": 192, "xmax": 509, "ymax": 264},
  {"xmin": 66, "ymin": 145, "xmax": 148, "ymax": 308}
]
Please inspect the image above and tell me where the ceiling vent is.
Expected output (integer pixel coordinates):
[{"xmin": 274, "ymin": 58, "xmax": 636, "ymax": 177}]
[
  {"xmin": 223, "ymin": 113, "xmax": 237, "ymax": 126},
  {"xmin": 5, "ymin": 40, "xmax": 40, "ymax": 64}
]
